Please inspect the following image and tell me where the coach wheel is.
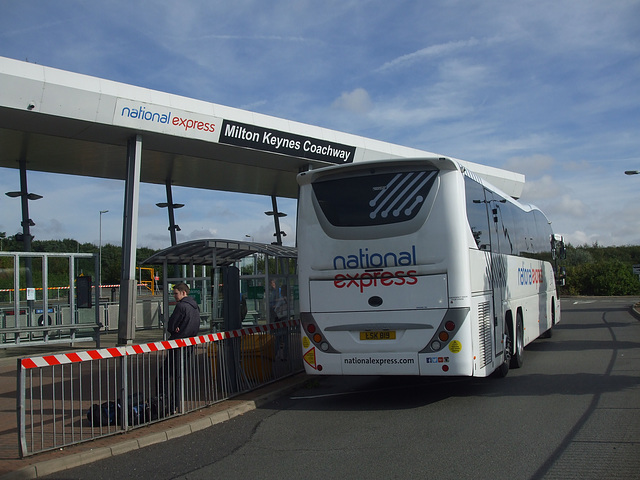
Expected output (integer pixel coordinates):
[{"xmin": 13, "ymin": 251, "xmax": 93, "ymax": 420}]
[
  {"xmin": 541, "ymin": 298, "xmax": 555, "ymax": 339},
  {"xmin": 510, "ymin": 312, "xmax": 524, "ymax": 369},
  {"xmin": 495, "ymin": 325, "xmax": 511, "ymax": 378}
]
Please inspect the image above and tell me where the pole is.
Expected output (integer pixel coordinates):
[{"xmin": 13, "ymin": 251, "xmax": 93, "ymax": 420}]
[
  {"xmin": 99, "ymin": 210, "xmax": 109, "ymax": 298},
  {"xmin": 118, "ymin": 135, "xmax": 142, "ymax": 345},
  {"xmin": 165, "ymin": 181, "xmax": 179, "ymax": 247}
]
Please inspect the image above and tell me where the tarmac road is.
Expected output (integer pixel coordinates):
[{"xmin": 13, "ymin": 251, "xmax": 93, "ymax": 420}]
[
  {"xmin": 2, "ymin": 298, "xmax": 640, "ymax": 480},
  {"xmin": 34, "ymin": 296, "xmax": 640, "ymax": 480}
]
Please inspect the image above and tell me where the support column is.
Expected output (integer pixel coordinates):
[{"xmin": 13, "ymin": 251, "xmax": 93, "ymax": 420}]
[
  {"xmin": 157, "ymin": 180, "xmax": 184, "ymax": 278},
  {"xmin": 266, "ymin": 195, "xmax": 287, "ymax": 246},
  {"xmin": 6, "ymin": 158, "xmax": 42, "ymax": 325},
  {"xmin": 165, "ymin": 180, "xmax": 180, "ymax": 246},
  {"xmin": 118, "ymin": 135, "xmax": 142, "ymax": 345}
]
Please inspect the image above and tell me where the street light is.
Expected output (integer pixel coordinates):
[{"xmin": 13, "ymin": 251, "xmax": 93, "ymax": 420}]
[
  {"xmin": 156, "ymin": 181, "xmax": 185, "ymax": 247},
  {"xmin": 265, "ymin": 195, "xmax": 287, "ymax": 245},
  {"xmin": 5, "ymin": 190, "xmax": 42, "ymax": 248},
  {"xmin": 245, "ymin": 235, "xmax": 257, "ymax": 274},
  {"xmin": 99, "ymin": 210, "xmax": 109, "ymax": 297},
  {"xmin": 6, "ymin": 185, "xmax": 42, "ymax": 314},
  {"xmin": 156, "ymin": 201, "xmax": 184, "ymax": 246},
  {"xmin": 625, "ymin": 170, "xmax": 639, "ymax": 175},
  {"xmin": 6, "ymin": 191, "xmax": 43, "ymax": 200}
]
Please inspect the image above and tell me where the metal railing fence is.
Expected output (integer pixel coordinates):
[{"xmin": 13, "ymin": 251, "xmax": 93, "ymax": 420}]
[
  {"xmin": 1, "ymin": 297, "xmax": 164, "ymax": 348},
  {"xmin": 17, "ymin": 320, "xmax": 302, "ymax": 457}
]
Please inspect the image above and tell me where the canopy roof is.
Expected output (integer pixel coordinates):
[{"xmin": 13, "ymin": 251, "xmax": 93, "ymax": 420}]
[
  {"xmin": 141, "ymin": 239, "xmax": 297, "ymax": 267},
  {"xmin": 0, "ymin": 56, "xmax": 525, "ymax": 199}
]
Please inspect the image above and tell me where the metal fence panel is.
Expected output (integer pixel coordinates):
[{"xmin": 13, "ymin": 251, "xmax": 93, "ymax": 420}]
[{"xmin": 17, "ymin": 320, "xmax": 301, "ymax": 457}]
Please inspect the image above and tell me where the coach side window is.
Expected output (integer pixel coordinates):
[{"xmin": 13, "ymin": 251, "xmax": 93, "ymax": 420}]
[{"xmin": 464, "ymin": 177, "xmax": 491, "ymax": 251}]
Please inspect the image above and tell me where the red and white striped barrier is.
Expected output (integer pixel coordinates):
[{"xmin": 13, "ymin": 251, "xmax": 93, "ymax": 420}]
[{"xmin": 20, "ymin": 319, "xmax": 298, "ymax": 369}]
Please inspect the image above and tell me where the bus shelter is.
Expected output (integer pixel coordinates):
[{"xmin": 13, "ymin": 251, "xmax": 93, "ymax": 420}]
[{"xmin": 141, "ymin": 239, "xmax": 298, "ymax": 337}]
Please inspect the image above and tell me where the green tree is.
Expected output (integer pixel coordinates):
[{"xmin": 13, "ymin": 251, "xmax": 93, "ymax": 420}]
[{"xmin": 559, "ymin": 244, "xmax": 640, "ymax": 296}]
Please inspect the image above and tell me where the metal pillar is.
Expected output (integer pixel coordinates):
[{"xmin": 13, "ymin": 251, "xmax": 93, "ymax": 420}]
[
  {"xmin": 118, "ymin": 135, "xmax": 142, "ymax": 345},
  {"xmin": 6, "ymin": 159, "xmax": 42, "ymax": 324},
  {"xmin": 157, "ymin": 180, "xmax": 184, "ymax": 278},
  {"xmin": 266, "ymin": 195, "xmax": 287, "ymax": 245},
  {"xmin": 156, "ymin": 180, "xmax": 184, "ymax": 247}
]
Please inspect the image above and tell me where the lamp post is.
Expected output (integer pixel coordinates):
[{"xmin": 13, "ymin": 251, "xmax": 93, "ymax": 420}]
[
  {"xmin": 156, "ymin": 201, "xmax": 184, "ymax": 246},
  {"xmin": 265, "ymin": 195, "xmax": 287, "ymax": 245},
  {"xmin": 245, "ymin": 235, "xmax": 257, "ymax": 274},
  {"xmin": 6, "ymin": 163, "xmax": 42, "ymax": 321},
  {"xmin": 156, "ymin": 181, "xmax": 184, "ymax": 247},
  {"xmin": 99, "ymin": 210, "xmax": 109, "ymax": 297},
  {"xmin": 5, "ymin": 191, "xmax": 42, "ymax": 252}
]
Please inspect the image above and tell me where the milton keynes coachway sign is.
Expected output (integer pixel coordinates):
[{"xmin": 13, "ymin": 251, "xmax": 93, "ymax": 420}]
[{"xmin": 0, "ymin": 56, "xmax": 524, "ymax": 344}]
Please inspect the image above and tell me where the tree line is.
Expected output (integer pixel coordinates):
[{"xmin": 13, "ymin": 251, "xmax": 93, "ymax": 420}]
[
  {"xmin": 1, "ymin": 237, "xmax": 639, "ymax": 296},
  {"xmin": 0, "ymin": 236, "xmax": 158, "ymax": 291},
  {"xmin": 558, "ymin": 243, "xmax": 640, "ymax": 296}
]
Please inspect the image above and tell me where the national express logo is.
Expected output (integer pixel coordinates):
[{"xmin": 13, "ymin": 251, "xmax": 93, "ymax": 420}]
[
  {"xmin": 518, "ymin": 263, "xmax": 543, "ymax": 286},
  {"xmin": 119, "ymin": 104, "xmax": 216, "ymax": 134},
  {"xmin": 332, "ymin": 246, "xmax": 418, "ymax": 293}
]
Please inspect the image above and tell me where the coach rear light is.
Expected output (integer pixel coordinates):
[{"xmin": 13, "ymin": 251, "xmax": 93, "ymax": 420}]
[
  {"xmin": 445, "ymin": 321, "xmax": 455, "ymax": 331},
  {"xmin": 301, "ymin": 313, "xmax": 339, "ymax": 354},
  {"xmin": 431, "ymin": 340, "xmax": 441, "ymax": 351},
  {"xmin": 438, "ymin": 331, "xmax": 449, "ymax": 342}
]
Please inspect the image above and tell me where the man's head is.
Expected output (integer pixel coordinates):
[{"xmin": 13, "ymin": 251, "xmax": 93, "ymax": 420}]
[{"xmin": 173, "ymin": 283, "xmax": 190, "ymax": 301}]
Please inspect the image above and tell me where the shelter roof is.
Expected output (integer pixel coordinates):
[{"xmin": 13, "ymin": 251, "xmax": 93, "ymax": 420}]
[{"xmin": 141, "ymin": 239, "xmax": 297, "ymax": 266}]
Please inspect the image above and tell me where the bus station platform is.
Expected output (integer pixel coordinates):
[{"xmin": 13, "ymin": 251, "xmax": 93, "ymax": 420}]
[{"xmin": 0, "ymin": 330, "xmax": 308, "ymax": 479}]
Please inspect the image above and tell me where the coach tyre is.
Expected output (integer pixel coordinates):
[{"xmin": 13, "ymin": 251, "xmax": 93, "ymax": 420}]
[
  {"xmin": 510, "ymin": 312, "xmax": 524, "ymax": 369},
  {"xmin": 541, "ymin": 298, "xmax": 555, "ymax": 339},
  {"xmin": 495, "ymin": 320, "xmax": 511, "ymax": 378}
]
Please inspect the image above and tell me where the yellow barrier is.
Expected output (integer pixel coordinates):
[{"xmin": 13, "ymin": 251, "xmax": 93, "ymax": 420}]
[{"xmin": 208, "ymin": 333, "xmax": 276, "ymax": 382}]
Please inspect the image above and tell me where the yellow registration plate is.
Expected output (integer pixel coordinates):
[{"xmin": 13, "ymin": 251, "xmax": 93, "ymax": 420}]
[{"xmin": 360, "ymin": 331, "xmax": 396, "ymax": 341}]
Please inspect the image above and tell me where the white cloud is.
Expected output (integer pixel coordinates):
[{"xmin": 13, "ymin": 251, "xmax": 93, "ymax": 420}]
[
  {"xmin": 521, "ymin": 175, "xmax": 563, "ymax": 202},
  {"xmin": 565, "ymin": 230, "xmax": 592, "ymax": 246},
  {"xmin": 556, "ymin": 195, "xmax": 588, "ymax": 218},
  {"xmin": 332, "ymin": 88, "xmax": 373, "ymax": 114},
  {"xmin": 377, "ymin": 38, "xmax": 481, "ymax": 73},
  {"xmin": 502, "ymin": 155, "xmax": 555, "ymax": 179}
]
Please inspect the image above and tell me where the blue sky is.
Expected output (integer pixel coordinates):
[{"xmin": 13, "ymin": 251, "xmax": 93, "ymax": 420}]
[{"xmin": 1, "ymin": 0, "xmax": 639, "ymax": 249}]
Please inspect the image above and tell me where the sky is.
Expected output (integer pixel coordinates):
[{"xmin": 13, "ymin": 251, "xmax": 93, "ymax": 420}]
[{"xmin": 1, "ymin": 0, "xmax": 639, "ymax": 250}]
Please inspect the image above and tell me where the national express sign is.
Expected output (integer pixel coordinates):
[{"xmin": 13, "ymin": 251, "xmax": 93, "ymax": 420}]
[
  {"xmin": 218, "ymin": 120, "xmax": 356, "ymax": 164},
  {"xmin": 114, "ymin": 99, "xmax": 221, "ymax": 142},
  {"xmin": 113, "ymin": 100, "xmax": 356, "ymax": 165}
]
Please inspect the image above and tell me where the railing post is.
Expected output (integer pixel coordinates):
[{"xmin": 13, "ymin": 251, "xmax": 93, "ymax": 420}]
[
  {"xmin": 120, "ymin": 354, "xmax": 128, "ymax": 429},
  {"xmin": 179, "ymin": 346, "xmax": 185, "ymax": 414},
  {"xmin": 16, "ymin": 359, "xmax": 27, "ymax": 457}
]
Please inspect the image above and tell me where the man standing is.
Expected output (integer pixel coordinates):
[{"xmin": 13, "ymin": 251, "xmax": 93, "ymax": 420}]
[
  {"xmin": 167, "ymin": 283, "xmax": 200, "ymax": 339},
  {"xmin": 161, "ymin": 283, "xmax": 200, "ymax": 414}
]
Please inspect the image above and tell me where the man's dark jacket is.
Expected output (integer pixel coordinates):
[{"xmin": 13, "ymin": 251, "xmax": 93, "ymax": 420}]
[{"xmin": 167, "ymin": 296, "xmax": 200, "ymax": 340}]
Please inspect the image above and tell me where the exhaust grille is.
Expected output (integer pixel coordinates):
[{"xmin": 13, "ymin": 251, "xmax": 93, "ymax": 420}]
[{"xmin": 478, "ymin": 301, "xmax": 492, "ymax": 368}]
